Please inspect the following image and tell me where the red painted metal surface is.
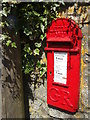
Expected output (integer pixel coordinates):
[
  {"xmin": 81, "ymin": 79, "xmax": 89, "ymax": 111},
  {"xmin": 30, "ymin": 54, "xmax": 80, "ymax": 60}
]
[{"xmin": 45, "ymin": 18, "xmax": 82, "ymax": 113}]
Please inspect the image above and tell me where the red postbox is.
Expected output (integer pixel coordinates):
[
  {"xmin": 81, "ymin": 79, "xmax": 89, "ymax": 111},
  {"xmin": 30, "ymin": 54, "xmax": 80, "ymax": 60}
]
[{"xmin": 45, "ymin": 18, "xmax": 82, "ymax": 113}]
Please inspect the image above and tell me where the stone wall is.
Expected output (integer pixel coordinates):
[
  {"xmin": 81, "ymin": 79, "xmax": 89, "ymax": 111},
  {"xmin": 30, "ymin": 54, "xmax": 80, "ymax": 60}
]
[{"xmin": 28, "ymin": 2, "xmax": 89, "ymax": 119}]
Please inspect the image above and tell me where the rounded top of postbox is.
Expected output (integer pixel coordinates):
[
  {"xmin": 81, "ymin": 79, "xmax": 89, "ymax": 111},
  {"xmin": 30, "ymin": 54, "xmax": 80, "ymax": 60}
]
[{"xmin": 46, "ymin": 18, "xmax": 82, "ymax": 42}]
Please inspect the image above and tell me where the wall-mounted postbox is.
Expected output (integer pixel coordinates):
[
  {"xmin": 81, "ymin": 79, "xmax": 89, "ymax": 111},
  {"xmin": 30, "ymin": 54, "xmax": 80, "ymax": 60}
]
[{"xmin": 45, "ymin": 18, "xmax": 82, "ymax": 113}]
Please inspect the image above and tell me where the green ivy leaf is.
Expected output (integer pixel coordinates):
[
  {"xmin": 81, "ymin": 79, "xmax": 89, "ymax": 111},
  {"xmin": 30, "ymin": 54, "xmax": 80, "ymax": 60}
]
[
  {"xmin": 24, "ymin": 28, "xmax": 32, "ymax": 36},
  {"xmin": 34, "ymin": 48, "xmax": 40, "ymax": 55},
  {"xmin": 6, "ymin": 40, "xmax": 11, "ymax": 46},
  {"xmin": 51, "ymin": 16, "xmax": 55, "ymax": 19},
  {"xmin": 37, "ymin": 60, "xmax": 41, "ymax": 68},
  {"xmin": 42, "ymin": 66, "xmax": 47, "ymax": 72},
  {"xmin": 24, "ymin": 44, "xmax": 32, "ymax": 55},
  {"xmin": 39, "ymin": 16, "xmax": 44, "ymax": 22},
  {"xmin": 24, "ymin": 54, "xmax": 27, "ymax": 58},
  {"xmin": 40, "ymin": 23, "xmax": 44, "ymax": 33},
  {"xmin": 24, "ymin": 61, "xmax": 34, "ymax": 74},
  {"xmin": 2, "ymin": 8, "xmax": 8, "ymax": 17},
  {"xmin": 11, "ymin": 42, "xmax": 17, "ymax": 48},
  {"xmin": 44, "ymin": 18, "xmax": 47, "ymax": 27},
  {"xmin": 28, "ymin": 11, "xmax": 32, "ymax": 15},
  {"xmin": 24, "ymin": 68, "xmax": 31, "ymax": 74},
  {"xmin": 33, "ymin": 11, "xmax": 40, "ymax": 16},
  {"xmin": 52, "ymin": 7, "xmax": 56, "ymax": 12},
  {"xmin": 54, "ymin": 4, "xmax": 60, "ymax": 7},
  {"xmin": 43, "ymin": 9, "xmax": 48, "ymax": 15},
  {"xmin": 40, "ymin": 66, "xmax": 47, "ymax": 77},
  {"xmin": 35, "ymin": 42, "xmax": 41, "ymax": 48},
  {"xmin": 61, "ymin": 1, "xmax": 65, "ymax": 5},
  {"xmin": 40, "ymin": 33, "xmax": 46, "ymax": 41}
]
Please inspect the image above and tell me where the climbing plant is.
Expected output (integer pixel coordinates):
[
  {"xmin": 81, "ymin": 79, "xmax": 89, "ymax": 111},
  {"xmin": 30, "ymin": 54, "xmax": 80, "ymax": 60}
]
[{"xmin": 1, "ymin": 2, "xmax": 64, "ymax": 86}]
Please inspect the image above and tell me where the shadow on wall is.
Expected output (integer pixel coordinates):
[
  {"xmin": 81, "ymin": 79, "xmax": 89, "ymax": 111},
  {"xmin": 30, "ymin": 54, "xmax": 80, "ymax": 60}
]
[
  {"xmin": 2, "ymin": 26, "xmax": 25, "ymax": 118},
  {"xmin": 48, "ymin": 105, "xmax": 77, "ymax": 115},
  {"xmin": 2, "ymin": 37, "xmax": 22, "ymax": 100},
  {"xmin": 23, "ymin": 74, "xmax": 34, "ymax": 119}
]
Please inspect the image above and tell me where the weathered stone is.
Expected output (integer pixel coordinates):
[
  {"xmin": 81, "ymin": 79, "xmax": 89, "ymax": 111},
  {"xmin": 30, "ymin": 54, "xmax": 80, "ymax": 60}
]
[
  {"xmin": 38, "ymin": 106, "xmax": 50, "ymax": 118},
  {"xmin": 35, "ymin": 81, "xmax": 47, "ymax": 102},
  {"xmin": 74, "ymin": 112, "xmax": 85, "ymax": 118},
  {"xmin": 48, "ymin": 107, "xmax": 74, "ymax": 119}
]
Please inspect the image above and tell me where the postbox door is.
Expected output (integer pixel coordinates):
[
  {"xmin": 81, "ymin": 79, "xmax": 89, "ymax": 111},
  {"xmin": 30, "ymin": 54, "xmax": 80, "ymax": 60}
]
[{"xmin": 47, "ymin": 51, "xmax": 80, "ymax": 112}]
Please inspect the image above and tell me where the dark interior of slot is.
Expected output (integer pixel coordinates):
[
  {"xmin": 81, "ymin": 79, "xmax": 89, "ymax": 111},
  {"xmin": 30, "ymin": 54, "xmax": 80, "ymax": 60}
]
[{"xmin": 48, "ymin": 42, "xmax": 73, "ymax": 49}]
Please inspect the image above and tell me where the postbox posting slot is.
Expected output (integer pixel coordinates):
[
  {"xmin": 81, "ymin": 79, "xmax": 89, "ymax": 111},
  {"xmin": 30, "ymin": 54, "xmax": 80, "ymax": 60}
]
[
  {"xmin": 46, "ymin": 36, "xmax": 79, "ymax": 51},
  {"xmin": 47, "ymin": 42, "xmax": 73, "ymax": 49},
  {"xmin": 45, "ymin": 38, "xmax": 79, "ymax": 52}
]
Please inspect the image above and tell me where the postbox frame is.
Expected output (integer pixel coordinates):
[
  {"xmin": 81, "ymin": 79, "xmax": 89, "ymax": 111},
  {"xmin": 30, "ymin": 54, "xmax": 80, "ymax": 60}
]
[{"xmin": 45, "ymin": 18, "xmax": 82, "ymax": 113}]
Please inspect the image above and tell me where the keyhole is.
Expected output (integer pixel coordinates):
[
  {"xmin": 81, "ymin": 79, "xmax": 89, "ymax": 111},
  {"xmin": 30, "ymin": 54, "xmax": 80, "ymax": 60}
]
[{"xmin": 50, "ymin": 71, "xmax": 52, "ymax": 75}]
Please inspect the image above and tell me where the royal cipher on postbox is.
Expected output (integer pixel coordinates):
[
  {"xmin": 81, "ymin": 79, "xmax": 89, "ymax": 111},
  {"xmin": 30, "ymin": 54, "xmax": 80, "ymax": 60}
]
[{"xmin": 45, "ymin": 18, "xmax": 82, "ymax": 113}]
